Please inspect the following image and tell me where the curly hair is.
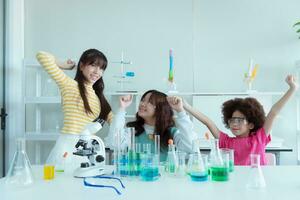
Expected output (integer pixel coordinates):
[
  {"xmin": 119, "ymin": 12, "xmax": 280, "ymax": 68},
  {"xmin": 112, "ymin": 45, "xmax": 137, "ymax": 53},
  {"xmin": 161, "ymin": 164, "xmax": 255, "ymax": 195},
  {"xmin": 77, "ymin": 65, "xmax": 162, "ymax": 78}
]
[
  {"xmin": 126, "ymin": 90, "xmax": 175, "ymax": 148},
  {"xmin": 221, "ymin": 97, "xmax": 266, "ymax": 133}
]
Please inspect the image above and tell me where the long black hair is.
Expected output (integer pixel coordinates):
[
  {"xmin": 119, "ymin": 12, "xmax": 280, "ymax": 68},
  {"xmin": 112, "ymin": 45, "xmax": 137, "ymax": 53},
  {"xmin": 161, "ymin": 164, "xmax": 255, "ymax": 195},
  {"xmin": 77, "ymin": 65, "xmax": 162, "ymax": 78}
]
[
  {"xmin": 126, "ymin": 90, "xmax": 175, "ymax": 147},
  {"xmin": 74, "ymin": 49, "xmax": 111, "ymax": 121}
]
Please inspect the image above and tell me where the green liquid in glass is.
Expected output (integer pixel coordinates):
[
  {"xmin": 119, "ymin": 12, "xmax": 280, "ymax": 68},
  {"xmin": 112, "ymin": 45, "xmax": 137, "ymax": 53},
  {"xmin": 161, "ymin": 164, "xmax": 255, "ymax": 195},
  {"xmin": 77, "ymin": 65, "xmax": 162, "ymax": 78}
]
[
  {"xmin": 229, "ymin": 160, "xmax": 234, "ymax": 172},
  {"xmin": 211, "ymin": 167, "xmax": 229, "ymax": 181}
]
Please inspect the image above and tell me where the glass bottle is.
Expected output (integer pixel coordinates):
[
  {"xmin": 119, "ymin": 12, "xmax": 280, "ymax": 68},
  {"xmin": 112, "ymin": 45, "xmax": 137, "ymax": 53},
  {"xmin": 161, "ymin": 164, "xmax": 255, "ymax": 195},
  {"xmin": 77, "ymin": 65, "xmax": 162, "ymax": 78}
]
[{"xmin": 165, "ymin": 139, "xmax": 178, "ymax": 175}]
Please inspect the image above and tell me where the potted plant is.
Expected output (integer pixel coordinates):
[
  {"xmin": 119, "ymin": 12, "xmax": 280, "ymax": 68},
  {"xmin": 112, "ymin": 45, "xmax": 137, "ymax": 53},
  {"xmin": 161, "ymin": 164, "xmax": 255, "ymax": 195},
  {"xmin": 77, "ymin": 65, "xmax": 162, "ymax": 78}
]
[{"xmin": 293, "ymin": 21, "xmax": 300, "ymax": 39}]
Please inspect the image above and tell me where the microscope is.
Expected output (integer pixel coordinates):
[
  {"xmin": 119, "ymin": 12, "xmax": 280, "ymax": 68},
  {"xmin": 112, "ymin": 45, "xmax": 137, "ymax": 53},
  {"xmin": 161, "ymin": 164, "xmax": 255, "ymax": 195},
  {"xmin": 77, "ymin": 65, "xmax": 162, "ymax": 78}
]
[{"xmin": 73, "ymin": 118, "xmax": 106, "ymax": 178}]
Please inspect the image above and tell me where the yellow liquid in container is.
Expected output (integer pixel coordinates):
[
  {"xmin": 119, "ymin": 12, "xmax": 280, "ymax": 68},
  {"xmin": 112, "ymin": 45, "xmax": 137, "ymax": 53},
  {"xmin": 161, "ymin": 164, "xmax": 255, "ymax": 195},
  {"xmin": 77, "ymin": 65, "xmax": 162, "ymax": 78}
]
[{"xmin": 44, "ymin": 165, "xmax": 55, "ymax": 180}]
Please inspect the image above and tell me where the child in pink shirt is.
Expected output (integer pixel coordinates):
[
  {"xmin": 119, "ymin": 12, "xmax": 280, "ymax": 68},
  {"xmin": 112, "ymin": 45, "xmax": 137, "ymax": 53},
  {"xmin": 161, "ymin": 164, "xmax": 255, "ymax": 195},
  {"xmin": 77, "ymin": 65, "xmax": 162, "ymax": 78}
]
[{"xmin": 184, "ymin": 75, "xmax": 298, "ymax": 165}]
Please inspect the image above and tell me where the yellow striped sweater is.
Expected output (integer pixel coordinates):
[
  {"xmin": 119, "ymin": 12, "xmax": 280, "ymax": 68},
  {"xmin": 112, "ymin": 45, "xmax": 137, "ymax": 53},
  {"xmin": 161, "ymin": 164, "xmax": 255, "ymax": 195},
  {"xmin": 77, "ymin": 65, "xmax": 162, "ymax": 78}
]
[{"xmin": 36, "ymin": 51, "xmax": 113, "ymax": 134}]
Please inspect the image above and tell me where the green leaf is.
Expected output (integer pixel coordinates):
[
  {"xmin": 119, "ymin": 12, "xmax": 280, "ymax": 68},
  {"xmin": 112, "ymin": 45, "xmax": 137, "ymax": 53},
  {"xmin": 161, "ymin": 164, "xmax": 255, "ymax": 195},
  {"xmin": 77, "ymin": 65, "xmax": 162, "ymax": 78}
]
[
  {"xmin": 297, "ymin": 29, "xmax": 300, "ymax": 33},
  {"xmin": 293, "ymin": 21, "xmax": 300, "ymax": 27}
]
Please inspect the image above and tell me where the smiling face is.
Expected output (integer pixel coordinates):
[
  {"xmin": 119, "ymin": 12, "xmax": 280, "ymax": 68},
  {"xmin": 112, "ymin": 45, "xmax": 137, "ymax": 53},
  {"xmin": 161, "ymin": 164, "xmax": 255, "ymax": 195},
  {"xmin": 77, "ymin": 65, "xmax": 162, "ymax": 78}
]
[
  {"xmin": 138, "ymin": 92, "xmax": 156, "ymax": 121},
  {"xmin": 80, "ymin": 63, "xmax": 104, "ymax": 84},
  {"xmin": 228, "ymin": 110, "xmax": 254, "ymax": 137}
]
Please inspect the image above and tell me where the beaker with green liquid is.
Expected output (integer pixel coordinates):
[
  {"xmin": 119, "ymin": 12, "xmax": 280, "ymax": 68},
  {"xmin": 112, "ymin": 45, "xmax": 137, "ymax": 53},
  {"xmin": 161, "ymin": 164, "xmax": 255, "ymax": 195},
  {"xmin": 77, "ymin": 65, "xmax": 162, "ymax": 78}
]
[{"xmin": 220, "ymin": 148, "xmax": 234, "ymax": 172}]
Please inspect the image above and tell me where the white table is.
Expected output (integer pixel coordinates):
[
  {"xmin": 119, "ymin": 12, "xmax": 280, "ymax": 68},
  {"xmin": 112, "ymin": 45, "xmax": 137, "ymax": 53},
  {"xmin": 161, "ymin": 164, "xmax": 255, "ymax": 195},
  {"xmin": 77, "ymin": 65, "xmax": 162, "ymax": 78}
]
[{"xmin": 1, "ymin": 166, "xmax": 300, "ymax": 200}]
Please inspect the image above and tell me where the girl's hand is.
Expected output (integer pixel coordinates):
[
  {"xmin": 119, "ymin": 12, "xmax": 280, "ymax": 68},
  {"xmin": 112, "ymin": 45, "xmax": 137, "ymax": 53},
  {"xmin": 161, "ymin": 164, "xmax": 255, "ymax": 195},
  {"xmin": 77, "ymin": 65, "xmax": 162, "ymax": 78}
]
[
  {"xmin": 119, "ymin": 95, "xmax": 133, "ymax": 110},
  {"xmin": 167, "ymin": 96, "xmax": 184, "ymax": 112},
  {"xmin": 56, "ymin": 59, "xmax": 76, "ymax": 70},
  {"xmin": 286, "ymin": 75, "xmax": 299, "ymax": 90}
]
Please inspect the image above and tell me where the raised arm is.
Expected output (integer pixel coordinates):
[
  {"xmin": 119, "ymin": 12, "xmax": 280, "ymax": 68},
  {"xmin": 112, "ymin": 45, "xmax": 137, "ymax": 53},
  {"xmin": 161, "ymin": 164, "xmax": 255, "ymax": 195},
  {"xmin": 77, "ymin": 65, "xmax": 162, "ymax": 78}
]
[
  {"xmin": 36, "ymin": 51, "xmax": 71, "ymax": 88},
  {"xmin": 104, "ymin": 95, "xmax": 133, "ymax": 149},
  {"xmin": 263, "ymin": 75, "xmax": 298, "ymax": 135},
  {"xmin": 167, "ymin": 96, "xmax": 198, "ymax": 153},
  {"xmin": 183, "ymin": 99, "xmax": 221, "ymax": 138}
]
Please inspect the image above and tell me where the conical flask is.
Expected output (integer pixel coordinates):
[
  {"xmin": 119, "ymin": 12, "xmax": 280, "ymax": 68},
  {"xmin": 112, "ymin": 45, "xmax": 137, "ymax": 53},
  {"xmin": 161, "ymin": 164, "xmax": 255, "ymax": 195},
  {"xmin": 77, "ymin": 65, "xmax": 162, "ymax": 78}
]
[
  {"xmin": 246, "ymin": 154, "xmax": 266, "ymax": 189},
  {"xmin": 5, "ymin": 138, "xmax": 34, "ymax": 187},
  {"xmin": 187, "ymin": 153, "xmax": 208, "ymax": 181},
  {"xmin": 210, "ymin": 139, "xmax": 229, "ymax": 181}
]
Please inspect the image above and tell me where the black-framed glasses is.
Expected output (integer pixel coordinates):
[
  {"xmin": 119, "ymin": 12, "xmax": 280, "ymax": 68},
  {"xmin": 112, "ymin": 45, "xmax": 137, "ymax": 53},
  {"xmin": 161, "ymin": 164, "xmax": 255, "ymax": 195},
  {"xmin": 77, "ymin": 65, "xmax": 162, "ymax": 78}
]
[
  {"xmin": 83, "ymin": 175, "xmax": 125, "ymax": 195},
  {"xmin": 228, "ymin": 117, "xmax": 247, "ymax": 125}
]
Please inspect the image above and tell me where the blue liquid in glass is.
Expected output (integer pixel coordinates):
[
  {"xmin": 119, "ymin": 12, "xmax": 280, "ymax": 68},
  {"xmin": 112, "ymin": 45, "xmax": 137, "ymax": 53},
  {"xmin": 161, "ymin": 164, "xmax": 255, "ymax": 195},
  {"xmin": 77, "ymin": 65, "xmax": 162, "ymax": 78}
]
[
  {"xmin": 128, "ymin": 150, "xmax": 135, "ymax": 176},
  {"xmin": 189, "ymin": 172, "xmax": 208, "ymax": 182},
  {"xmin": 135, "ymin": 152, "xmax": 142, "ymax": 176},
  {"xmin": 141, "ymin": 167, "xmax": 159, "ymax": 181},
  {"xmin": 120, "ymin": 154, "xmax": 128, "ymax": 176}
]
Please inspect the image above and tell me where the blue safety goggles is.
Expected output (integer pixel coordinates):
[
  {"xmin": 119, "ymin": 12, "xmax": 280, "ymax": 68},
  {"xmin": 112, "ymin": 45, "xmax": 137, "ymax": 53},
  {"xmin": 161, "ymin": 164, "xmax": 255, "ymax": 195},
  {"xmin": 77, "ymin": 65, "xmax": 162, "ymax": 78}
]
[{"xmin": 83, "ymin": 175, "xmax": 125, "ymax": 195}]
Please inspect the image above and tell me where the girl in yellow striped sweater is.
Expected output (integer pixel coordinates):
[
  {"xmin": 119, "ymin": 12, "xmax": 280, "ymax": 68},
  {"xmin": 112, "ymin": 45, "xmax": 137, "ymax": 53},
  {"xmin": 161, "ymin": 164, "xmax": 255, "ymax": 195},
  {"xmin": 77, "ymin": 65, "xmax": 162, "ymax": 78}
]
[{"xmin": 36, "ymin": 49, "xmax": 113, "ymax": 171}]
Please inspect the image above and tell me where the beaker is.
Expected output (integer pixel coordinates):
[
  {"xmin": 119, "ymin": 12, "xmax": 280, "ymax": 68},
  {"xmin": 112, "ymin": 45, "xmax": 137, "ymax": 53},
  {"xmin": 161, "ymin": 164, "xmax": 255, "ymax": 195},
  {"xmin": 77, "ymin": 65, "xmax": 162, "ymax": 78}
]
[
  {"xmin": 187, "ymin": 153, "xmax": 208, "ymax": 182},
  {"xmin": 176, "ymin": 151, "xmax": 186, "ymax": 178},
  {"xmin": 140, "ymin": 153, "xmax": 159, "ymax": 181},
  {"xmin": 246, "ymin": 154, "xmax": 266, "ymax": 189},
  {"xmin": 221, "ymin": 148, "xmax": 234, "ymax": 172},
  {"xmin": 5, "ymin": 138, "xmax": 34, "ymax": 187}
]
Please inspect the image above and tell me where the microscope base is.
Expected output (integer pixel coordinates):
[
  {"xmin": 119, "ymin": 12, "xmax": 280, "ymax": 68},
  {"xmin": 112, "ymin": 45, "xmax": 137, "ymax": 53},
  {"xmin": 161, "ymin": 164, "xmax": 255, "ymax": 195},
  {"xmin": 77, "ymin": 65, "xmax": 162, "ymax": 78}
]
[{"xmin": 73, "ymin": 166, "xmax": 105, "ymax": 178}]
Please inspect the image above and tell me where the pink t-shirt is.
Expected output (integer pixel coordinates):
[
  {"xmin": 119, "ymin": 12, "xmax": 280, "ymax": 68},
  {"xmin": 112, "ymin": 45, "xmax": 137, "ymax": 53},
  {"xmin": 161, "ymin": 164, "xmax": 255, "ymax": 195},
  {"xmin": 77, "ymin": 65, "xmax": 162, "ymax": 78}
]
[{"xmin": 219, "ymin": 127, "xmax": 271, "ymax": 165}]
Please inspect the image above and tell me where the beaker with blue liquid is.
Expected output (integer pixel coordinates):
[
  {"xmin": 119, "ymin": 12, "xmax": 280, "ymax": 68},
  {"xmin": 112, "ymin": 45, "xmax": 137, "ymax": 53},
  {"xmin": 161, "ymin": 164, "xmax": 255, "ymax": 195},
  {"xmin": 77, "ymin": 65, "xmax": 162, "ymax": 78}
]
[{"xmin": 140, "ymin": 153, "xmax": 160, "ymax": 181}]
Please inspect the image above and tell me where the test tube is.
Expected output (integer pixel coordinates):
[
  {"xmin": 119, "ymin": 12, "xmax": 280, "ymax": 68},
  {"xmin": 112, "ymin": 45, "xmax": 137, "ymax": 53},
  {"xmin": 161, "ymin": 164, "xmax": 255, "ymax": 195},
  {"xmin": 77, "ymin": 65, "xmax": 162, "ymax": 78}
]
[
  {"xmin": 114, "ymin": 129, "xmax": 121, "ymax": 177},
  {"xmin": 127, "ymin": 128, "xmax": 135, "ymax": 176},
  {"xmin": 143, "ymin": 143, "xmax": 151, "ymax": 154},
  {"xmin": 128, "ymin": 127, "xmax": 135, "ymax": 151},
  {"xmin": 154, "ymin": 135, "xmax": 160, "ymax": 162},
  {"xmin": 135, "ymin": 143, "xmax": 142, "ymax": 176}
]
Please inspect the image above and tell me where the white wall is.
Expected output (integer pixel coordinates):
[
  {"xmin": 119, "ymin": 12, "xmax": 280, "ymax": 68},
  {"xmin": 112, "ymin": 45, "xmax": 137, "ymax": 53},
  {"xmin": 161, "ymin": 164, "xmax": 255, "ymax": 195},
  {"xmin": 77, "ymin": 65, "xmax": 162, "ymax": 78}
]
[
  {"xmin": 25, "ymin": 0, "xmax": 194, "ymax": 92},
  {"xmin": 193, "ymin": 0, "xmax": 300, "ymax": 92},
  {"xmin": 23, "ymin": 0, "xmax": 300, "ymax": 164}
]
